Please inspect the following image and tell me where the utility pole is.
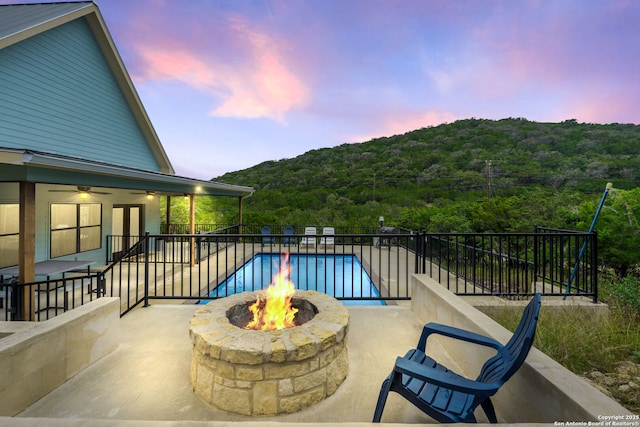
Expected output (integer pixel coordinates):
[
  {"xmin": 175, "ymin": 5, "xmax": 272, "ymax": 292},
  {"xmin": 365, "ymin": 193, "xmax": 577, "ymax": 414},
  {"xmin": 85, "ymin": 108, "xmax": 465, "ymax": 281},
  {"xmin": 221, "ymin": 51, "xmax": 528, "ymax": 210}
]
[{"xmin": 485, "ymin": 160, "xmax": 492, "ymax": 199}]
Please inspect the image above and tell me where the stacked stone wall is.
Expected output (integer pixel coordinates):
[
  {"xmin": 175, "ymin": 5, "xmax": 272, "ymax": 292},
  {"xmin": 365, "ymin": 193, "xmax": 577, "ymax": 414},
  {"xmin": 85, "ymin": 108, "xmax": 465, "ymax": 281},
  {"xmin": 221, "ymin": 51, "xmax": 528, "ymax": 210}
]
[{"xmin": 190, "ymin": 290, "xmax": 349, "ymax": 415}]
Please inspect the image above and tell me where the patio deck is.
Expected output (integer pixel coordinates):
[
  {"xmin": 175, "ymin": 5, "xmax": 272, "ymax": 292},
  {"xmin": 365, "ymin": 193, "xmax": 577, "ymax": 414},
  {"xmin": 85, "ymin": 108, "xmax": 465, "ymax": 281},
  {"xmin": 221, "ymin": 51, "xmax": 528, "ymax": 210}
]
[
  {"xmin": 2, "ymin": 238, "xmax": 618, "ymax": 426},
  {"xmin": 11, "ymin": 303, "xmax": 468, "ymax": 425},
  {"xmin": 1, "ymin": 273, "xmax": 627, "ymax": 426}
]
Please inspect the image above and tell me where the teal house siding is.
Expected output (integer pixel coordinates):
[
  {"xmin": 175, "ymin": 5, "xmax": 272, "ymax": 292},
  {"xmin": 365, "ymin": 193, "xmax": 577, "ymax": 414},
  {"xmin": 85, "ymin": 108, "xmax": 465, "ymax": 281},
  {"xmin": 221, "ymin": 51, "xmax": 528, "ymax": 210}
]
[{"xmin": 0, "ymin": 18, "xmax": 161, "ymax": 172}]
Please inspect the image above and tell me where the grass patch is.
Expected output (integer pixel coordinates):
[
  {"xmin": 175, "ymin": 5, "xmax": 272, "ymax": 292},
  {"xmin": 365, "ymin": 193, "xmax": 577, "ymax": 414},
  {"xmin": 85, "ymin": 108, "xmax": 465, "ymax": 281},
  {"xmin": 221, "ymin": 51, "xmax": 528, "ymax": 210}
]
[
  {"xmin": 491, "ymin": 304, "xmax": 640, "ymax": 373},
  {"xmin": 487, "ymin": 277, "xmax": 640, "ymax": 413}
]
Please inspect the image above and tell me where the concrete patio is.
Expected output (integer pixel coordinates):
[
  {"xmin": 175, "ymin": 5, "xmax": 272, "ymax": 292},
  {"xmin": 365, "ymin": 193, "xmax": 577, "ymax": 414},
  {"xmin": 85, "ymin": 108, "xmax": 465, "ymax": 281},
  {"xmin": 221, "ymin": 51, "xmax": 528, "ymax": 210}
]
[
  {"xmin": 15, "ymin": 303, "xmax": 441, "ymax": 424},
  {"xmin": 0, "ymin": 276, "xmax": 632, "ymax": 427}
]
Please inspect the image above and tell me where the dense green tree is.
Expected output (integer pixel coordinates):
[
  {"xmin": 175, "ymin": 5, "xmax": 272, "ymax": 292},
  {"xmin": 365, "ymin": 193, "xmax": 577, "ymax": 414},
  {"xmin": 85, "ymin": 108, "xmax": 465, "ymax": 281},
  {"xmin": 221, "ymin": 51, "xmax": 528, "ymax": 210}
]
[
  {"xmin": 574, "ymin": 188, "xmax": 640, "ymax": 277},
  {"xmin": 159, "ymin": 118, "xmax": 640, "ymax": 276}
]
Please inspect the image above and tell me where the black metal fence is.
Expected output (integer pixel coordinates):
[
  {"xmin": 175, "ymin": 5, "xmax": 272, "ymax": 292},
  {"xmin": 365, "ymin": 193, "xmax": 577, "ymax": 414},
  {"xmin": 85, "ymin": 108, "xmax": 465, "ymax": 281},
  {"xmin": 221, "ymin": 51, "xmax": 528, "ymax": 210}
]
[
  {"xmin": 160, "ymin": 223, "xmax": 240, "ymax": 235},
  {"xmin": 0, "ymin": 273, "xmax": 105, "ymax": 321},
  {"xmin": 420, "ymin": 230, "xmax": 597, "ymax": 301},
  {"xmin": 1, "ymin": 226, "xmax": 598, "ymax": 320},
  {"xmin": 535, "ymin": 226, "xmax": 598, "ymax": 299},
  {"xmin": 160, "ymin": 223, "xmax": 388, "ymax": 238},
  {"xmin": 109, "ymin": 230, "xmax": 417, "ymax": 316}
]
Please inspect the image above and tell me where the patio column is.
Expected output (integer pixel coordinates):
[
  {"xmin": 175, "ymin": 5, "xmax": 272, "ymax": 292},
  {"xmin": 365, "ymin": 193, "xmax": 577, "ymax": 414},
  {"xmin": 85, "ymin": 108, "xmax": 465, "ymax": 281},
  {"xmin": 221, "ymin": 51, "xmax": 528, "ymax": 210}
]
[
  {"xmin": 18, "ymin": 181, "xmax": 35, "ymax": 321},
  {"xmin": 165, "ymin": 195, "xmax": 171, "ymax": 233},
  {"xmin": 238, "ymin": 196, "xmax": 243, "ymax": 235}
]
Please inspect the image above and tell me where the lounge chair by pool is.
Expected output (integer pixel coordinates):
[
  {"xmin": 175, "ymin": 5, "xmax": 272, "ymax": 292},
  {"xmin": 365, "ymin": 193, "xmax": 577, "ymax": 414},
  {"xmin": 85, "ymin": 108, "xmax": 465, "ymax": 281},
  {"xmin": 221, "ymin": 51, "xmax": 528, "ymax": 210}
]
[
  {"xmin": 283, "ymin": 226, "xmax": 297, "ymax": 246},
  {"xmin": 300, "ymin": 227, "xmax": 317, "ymax": 248},
  {"xmin": 320, "ymin": 227, "xmax": 335, "ymax": 247},
  {"xmin": 261, "ymin": 226, "xmax": 276, "ymax": 246}
]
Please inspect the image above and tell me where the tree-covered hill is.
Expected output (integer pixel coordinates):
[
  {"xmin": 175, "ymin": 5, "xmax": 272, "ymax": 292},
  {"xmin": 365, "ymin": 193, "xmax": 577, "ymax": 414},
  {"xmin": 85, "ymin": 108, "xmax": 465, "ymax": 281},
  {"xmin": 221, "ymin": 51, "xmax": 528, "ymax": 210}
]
[{"xmin": 213, "ymin": 118, "xmax": 640, "ymax": 229}]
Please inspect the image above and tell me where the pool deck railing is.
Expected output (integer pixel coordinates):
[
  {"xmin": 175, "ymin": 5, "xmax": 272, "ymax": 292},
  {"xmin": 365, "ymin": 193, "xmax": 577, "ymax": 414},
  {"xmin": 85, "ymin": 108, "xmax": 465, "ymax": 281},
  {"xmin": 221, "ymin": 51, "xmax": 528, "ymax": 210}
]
[{"xmin": 2, "ymin": 228, "xmax": 598, "ymax": 321}]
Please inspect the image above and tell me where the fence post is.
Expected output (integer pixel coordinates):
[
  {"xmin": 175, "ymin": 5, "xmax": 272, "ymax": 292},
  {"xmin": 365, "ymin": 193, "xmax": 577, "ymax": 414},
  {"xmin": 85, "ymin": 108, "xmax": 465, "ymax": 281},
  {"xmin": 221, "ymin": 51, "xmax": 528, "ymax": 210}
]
[
  {"xmin": 144, "ymin": 231, "xmax": 150, "ymax": 308},
  {"xmin": 533, "ymin": 226, "xmax": 539, "ymax": 290},
  {"xmin": 10, "ymin": 279, "xmax": 21, "ymax": 321},
  {"xmin": 97, "ymin": 270, "xmax": 106, "ymax": 297},
  {"xmin": 105, "ymin": 235, "xmax": 109, "ymax": 264},
  {"xmin": 414, "ymin": 232, "xmax": 422, "ymax": 274}
]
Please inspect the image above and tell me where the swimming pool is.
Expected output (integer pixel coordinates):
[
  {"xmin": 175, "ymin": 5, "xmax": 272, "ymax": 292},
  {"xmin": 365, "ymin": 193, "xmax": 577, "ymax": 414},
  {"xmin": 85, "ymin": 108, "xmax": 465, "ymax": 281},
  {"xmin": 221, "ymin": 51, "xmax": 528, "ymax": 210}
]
[{"xmin": 208, "ymin": 253, "xmax": 385, "ymax": 305}]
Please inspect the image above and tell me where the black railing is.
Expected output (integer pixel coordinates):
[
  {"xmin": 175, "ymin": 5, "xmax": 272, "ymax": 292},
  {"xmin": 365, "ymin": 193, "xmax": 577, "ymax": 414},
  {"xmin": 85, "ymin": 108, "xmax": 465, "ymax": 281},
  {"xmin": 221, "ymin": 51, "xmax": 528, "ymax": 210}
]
[
  {"xmin": 419, "ymin": 231, "xmax": 597, "ymax": 301},
  {"xmin": 534, "ymin": 226, "xmax": 598, "ymax": 299},
  {"xmin": 160, "ymin": 223, "xmax": 239, "ymax": 234},
  {"xmin": 237, "ymin": 224, "xmax": 384, "ymax": 235},
  {"xmin": 106, "ymin": 231, "xmax": 416, "ymax": 315},
  {"xmin": 106, "ymin": 225, "xmax": 240, "ymax": 263},
  {"xmin": 0, "ymin": 227, "xmax": 598, "ymax": 321},
  {"xmin": 0, "ymin": 273, "xmax": 105, "ymax": 321}
]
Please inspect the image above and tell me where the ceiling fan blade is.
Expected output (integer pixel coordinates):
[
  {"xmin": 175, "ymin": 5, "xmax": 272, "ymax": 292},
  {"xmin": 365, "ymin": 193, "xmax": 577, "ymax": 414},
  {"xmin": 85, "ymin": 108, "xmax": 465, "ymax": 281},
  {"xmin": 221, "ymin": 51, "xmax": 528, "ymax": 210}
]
[{"xmin": 47, "ymin": 189, "xmax": 111, "ymax": 195}]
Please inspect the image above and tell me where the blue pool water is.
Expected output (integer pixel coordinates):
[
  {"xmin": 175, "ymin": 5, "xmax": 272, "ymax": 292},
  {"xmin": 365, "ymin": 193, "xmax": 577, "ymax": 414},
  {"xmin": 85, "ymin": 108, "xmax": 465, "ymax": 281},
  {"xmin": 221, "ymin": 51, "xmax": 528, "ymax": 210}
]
[{"xmin": 208, "ymin": 253, "xmax": 385, "ymax": 306}]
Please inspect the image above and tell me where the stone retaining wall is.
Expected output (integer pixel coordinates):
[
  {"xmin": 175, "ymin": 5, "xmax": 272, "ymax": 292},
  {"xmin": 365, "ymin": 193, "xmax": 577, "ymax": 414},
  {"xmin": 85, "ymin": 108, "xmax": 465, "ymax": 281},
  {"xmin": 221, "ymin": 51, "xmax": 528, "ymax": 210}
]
[{"xmin": 0, "ymin": 298, "xmax": 120, "ymax": 416}]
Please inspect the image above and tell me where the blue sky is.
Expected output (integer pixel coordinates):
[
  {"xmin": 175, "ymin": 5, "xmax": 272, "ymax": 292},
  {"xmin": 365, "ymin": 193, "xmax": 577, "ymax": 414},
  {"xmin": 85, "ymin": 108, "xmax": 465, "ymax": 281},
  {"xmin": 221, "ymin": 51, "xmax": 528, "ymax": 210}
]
[{"xmin": 7, "ymin": 0, "xmax": 640, "ymax": 179}]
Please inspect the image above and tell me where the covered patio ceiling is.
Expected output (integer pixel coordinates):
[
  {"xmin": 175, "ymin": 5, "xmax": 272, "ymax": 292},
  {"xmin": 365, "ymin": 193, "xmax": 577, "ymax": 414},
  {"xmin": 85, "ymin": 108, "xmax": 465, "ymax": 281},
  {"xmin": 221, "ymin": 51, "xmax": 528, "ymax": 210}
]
[{"xmin": 1, "ymin": 147, "xmax": 254, "ymax": 320}]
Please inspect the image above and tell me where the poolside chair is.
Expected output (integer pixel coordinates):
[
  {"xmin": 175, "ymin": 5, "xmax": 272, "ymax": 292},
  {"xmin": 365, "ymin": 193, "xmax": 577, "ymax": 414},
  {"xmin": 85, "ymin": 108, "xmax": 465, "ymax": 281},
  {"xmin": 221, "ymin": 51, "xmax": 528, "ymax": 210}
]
[
  {"xmin": 320, "ymin": 227, "xmax": 335, "ymax": 247},
  {"xmin": 373, "ymin": 293, "xmax": 541, "ymax": 424},
  {"xmin": 300, "ymin": 227, "xmax": 317, "ymax": 248},
  {"xmin": 283, "ymin": 226, "xmax": 297, "ymax": 246},
  {"xmin": 261, "ymin": 226, "xmax": 276, "ymax": 247}
]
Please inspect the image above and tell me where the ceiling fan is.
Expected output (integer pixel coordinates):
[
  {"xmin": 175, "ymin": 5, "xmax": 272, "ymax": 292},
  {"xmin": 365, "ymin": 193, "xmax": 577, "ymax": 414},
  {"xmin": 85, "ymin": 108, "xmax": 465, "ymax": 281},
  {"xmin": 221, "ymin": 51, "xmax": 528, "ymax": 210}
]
[{"xmin": 48, "ymin": 186, "xmax": 112, "ymax": 199}]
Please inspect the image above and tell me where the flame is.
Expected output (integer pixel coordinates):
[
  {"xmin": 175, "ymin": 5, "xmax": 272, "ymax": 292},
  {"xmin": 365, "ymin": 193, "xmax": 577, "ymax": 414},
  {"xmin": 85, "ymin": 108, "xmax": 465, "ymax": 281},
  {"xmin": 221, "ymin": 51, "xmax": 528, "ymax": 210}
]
[{"xmin": 245, "ymin": 253, "xmax": 298, "ymax": 331}]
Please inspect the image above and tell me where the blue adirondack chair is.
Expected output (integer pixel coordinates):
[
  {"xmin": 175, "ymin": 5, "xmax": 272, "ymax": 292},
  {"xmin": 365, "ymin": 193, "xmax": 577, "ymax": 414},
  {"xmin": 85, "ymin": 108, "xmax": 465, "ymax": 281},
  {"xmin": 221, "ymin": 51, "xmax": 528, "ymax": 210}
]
[
  {"xmin": 261, "ymin": 226, "xmax": 276, "ymax": 246},
  {"xmin": 373, "ymin": 293, "xmax": 541, "ymax": 424},
  {"xmin": 283, "ymin": 226, "xmax": 297, "ymax": 246}
]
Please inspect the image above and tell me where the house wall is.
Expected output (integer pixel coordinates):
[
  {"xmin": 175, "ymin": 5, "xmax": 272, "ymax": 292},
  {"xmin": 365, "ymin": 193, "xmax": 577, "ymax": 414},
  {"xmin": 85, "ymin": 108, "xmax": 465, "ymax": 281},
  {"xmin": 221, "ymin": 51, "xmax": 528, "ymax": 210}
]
[
  {"xmin": 0, "ymin": 18, "xmax": 161, "ymax": 172},
  {"xmin": 0, "ymin": 184, "xmax": 160, "ymax": 267}
]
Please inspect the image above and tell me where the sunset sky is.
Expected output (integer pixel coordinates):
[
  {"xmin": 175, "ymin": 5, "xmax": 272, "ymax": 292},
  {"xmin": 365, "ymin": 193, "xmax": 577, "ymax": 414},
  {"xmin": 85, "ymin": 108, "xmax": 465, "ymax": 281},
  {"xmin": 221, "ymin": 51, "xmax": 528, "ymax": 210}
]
[{"xmin": 7, "ymin": 0, "xmax": 640, "ymax": 179}]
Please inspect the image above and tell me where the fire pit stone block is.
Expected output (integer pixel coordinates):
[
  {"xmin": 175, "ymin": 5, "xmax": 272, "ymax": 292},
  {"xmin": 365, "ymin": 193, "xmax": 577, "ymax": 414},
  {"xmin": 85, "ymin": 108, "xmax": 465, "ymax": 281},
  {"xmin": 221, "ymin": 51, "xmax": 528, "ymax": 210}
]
[{"xmin": 189, "ymin": 290, "xmax": 349, "ymax": 415}]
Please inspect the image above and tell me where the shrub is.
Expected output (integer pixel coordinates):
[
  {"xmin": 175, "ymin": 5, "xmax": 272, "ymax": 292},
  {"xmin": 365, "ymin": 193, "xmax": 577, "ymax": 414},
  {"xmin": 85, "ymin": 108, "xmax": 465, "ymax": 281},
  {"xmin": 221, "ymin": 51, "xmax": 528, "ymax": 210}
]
[{"xmin": 600, "ymin": 275, "xmax": 640, "ymax": 313}]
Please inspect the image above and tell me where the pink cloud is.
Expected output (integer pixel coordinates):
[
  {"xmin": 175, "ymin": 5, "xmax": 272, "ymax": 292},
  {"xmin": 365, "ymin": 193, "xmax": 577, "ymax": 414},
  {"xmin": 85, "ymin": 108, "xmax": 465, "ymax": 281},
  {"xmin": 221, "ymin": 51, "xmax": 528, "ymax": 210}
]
[
  {"xmin": 557, "ymin": 87, "xmax": 640, "ymax": 124},
  {"xmin": 386, "ymin": 110, "xmax": 461, "ymax": 132},
  {"xmin": 469, "ymin": 1, "xmax": 639, "ymax": 94},
  {"xmin": 348, "ymin": 109, "xmax": 460, "ymax": 143},
  {"xmin": 129, "ymin": 16, "xmax": 309, "ymax": 122},
  {"xmin": 134, "ymin": 49, "xmax": 215, "ymax": 88}
]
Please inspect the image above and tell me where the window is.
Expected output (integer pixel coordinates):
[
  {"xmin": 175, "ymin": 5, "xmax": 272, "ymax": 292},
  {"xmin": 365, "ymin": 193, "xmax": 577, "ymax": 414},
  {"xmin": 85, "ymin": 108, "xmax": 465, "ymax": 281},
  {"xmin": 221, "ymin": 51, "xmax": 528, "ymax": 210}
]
[
  {"xmin": 0, "ymin": 204, "xmax": 19, "ymax": 268},
  {"xmin": 51, "ymin": 203, "xmax": 102, "ymax": 258}
]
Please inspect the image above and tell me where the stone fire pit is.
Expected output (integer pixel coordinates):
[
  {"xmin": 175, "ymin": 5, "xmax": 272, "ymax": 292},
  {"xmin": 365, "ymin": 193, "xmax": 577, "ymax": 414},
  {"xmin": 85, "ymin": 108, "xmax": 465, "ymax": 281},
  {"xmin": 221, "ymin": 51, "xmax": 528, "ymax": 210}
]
[{"xmin": 189, "ymin": 290, "xmax": 349, "ymax": 415}]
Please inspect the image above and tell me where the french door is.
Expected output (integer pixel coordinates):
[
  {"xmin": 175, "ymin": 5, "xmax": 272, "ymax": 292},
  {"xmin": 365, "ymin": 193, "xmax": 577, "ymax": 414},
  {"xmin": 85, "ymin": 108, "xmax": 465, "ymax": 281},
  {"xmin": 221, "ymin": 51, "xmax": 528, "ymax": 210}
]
[{"xmin": 112, "ymin": 205, "xmax": 143, "ymax": 260}]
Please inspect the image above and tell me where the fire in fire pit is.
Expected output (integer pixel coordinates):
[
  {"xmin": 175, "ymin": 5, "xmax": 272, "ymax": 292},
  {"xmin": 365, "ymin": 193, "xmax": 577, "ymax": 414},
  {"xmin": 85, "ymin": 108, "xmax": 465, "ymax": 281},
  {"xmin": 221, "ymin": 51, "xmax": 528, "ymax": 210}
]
[
  {"xmin": 190, "ymin": 253, "xmax": 349, "ymax": 415},
  {"xmin": 245, "ymin": 253, "xmax": 299, "ymax": 331},
  {"xmin": 227, "ymin": 297, "xmax": 318, "ymax": 330}
]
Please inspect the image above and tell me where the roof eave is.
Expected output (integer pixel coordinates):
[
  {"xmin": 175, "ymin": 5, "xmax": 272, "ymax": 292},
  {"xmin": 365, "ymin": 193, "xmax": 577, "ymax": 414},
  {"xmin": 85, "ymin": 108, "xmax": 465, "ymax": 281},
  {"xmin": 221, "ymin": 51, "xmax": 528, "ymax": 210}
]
[
  {"xmin": 0, "ymin": 2, "xmax": 176, "ymax": 175},
  {"xmin": 83, "ymin": 8, "xmax": 176, "ymax": 174},
  {"xmin": 0, "ymin": 148, "xmax": 254, "ymax": 197},
  {"xmin": 0, "ymin": 1, "xmax": 95, "ymax": 49}
]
